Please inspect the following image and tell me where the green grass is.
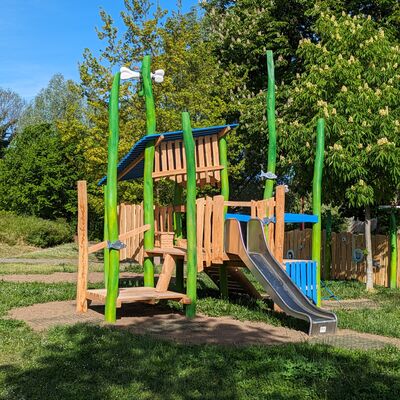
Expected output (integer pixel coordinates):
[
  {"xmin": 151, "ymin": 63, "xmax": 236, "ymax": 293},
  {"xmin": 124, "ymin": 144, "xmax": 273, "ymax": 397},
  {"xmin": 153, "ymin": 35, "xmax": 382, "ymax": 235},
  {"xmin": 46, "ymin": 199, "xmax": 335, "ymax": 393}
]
[
  {"xmin": 0, "ymin": 280, "xmax": 400, "ymax": 399},
  {"xmin": 0, "ymin": 323, "xmax": 399, "ymax": 400},
  {"xmin": 0, "ymin": 243, "xmax": 38, "ymax": 258},
  {"xmin": 0, "ymin": 281, "xmax": 76, "ymax": 317},
  {"xmin": 0, "ymin": 262, "xmax": 105, "ymax": 275},
  {"xmin": 14, "ymin": 242, "xmax": 79, "ymax": 260}
]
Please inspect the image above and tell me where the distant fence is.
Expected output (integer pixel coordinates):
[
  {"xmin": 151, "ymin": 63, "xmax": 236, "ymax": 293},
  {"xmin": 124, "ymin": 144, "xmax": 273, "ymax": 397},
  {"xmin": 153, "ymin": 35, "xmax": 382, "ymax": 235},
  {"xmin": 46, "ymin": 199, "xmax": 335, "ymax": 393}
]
[{"xmin": 284, "ymin": 229, "xmax": 400, "ymax": 287}]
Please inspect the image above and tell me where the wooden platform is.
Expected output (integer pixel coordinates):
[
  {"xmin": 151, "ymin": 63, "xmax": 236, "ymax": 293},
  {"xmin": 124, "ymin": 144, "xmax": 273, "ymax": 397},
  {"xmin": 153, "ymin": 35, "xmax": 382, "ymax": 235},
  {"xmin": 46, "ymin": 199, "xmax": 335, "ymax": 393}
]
[{"xmin": 86, "ymin": 287, "xmax": 191, "ymax": 308}]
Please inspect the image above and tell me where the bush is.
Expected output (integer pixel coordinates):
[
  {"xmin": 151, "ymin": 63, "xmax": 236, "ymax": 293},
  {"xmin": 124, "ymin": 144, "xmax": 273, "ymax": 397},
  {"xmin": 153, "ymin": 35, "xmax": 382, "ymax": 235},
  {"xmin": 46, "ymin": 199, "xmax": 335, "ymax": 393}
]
[{"xmin": 0, "ymin": 211, "xmax": 73, "ymax": 247}]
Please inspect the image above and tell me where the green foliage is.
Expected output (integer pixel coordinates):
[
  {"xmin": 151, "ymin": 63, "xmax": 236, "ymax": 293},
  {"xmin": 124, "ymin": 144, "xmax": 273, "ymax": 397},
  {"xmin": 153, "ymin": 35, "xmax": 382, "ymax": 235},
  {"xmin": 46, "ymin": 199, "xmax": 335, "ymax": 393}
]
[
  {"xmin": 79, "ymin": 1, "xmax": 234, "ymax": 204},
  {"xmin": 18, "ymin": 74, "xmax": 85, "ymax": 132},
  {"xmin": 0, "ymin": 124, "xmax": 82, "ymax": 220},
  {"xmin": 281, "ymin": 10, "xmax": 400, "ymax": 208},
  {"xmin": 0, "ymin": 211, "xmax": 73, "ymax": 247}
]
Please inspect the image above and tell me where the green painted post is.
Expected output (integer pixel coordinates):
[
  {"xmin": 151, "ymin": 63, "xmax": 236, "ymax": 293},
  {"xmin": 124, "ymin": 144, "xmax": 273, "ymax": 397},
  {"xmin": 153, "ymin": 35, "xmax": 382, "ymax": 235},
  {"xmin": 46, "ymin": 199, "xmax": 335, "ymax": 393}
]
[
  {"xmin": 389, "ymin": 210, "xmax": 397, "ymax": 289},
  {"xmin": 173, "ymin": 183, "xmax": 184, "ymax": 292},
  {"xmin": 141, "ymin": 55, "xmax": 156, "ymax": 287},
  {"xmin": 324, "ymin": 209, "xmax": 332, "ymax": 280},
  {"xmin": 312, "ymin": 118, "xmax": 325, "ymax": 306},
  {"xmin": 263, "ymin": 50, "xmax": 277, "ymax": 201},
  {"xmin": 104, "ymin": 72, "xmax": 121, "ymax": 323},
  {"xmin": 218, "ymin": 134, "xmax": 229, "ymax": 299},
  {"xmin": 182, "ymin": 112, "xmax": 197, "ymax": 318},
  {"xmin": 103, "ymin": 185, "xmax": 109, "ymax": 290}
]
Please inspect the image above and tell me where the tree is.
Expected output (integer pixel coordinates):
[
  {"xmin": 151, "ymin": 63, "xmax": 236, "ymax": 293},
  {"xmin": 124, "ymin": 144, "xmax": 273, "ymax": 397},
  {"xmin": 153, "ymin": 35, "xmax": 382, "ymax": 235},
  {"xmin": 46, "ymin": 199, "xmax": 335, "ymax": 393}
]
[
  {"xmin": 0, "ymin": 88, "xmax": 25, "ymax": 147},
  {"xmin": 0, "ymin": 124, "xmax": 83, "ymax": 219},
  {"xmin": 78, "ymin": 0, "xmax": 234, "ymax": 201},
  {"xmin": 280, "ymin": 10, "xmax": 400, "ymax": 290},
  {"xmin": 18, "ymin": 74, "xmax": 85, "ymax": 132},
  {"xmin": 202, "ymin": 0, "xmax": 400, "ymax": 197}
]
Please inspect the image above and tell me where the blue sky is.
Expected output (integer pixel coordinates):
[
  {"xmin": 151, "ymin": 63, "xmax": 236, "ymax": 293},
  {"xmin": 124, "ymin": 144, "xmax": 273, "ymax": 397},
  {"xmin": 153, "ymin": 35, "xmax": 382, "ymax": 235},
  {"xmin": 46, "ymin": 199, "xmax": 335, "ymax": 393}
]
[{"xmin": 0, "ymin": 0, "xmax": 199, "ymax": 100}]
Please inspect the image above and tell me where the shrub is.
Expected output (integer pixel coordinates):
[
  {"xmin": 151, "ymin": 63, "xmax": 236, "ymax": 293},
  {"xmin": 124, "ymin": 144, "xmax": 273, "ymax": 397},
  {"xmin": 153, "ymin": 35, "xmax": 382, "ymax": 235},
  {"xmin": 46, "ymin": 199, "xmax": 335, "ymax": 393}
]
[{"xmin": 0, "ymin": 211, "xmax": 73, "ymax": 247}]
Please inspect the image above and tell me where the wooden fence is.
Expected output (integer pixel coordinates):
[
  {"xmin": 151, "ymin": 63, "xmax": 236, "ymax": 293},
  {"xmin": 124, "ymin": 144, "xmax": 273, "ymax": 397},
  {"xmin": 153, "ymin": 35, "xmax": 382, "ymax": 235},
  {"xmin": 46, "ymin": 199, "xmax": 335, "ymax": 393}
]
[{"xmin": 284, "ymin": 228, "xmax": 400, "ymax": 287}]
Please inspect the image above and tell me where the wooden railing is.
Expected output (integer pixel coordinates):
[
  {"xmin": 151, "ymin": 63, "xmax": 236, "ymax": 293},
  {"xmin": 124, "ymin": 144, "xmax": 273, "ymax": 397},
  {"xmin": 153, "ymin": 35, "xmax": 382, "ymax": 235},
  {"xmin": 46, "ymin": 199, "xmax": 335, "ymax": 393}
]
[
  {"xmin": 118, "ymin": 203, "xmax": 145, "ymax": 264},
  {"xmin": 117, "ymin": 185, "xmax": 286, "ymax": 270}
]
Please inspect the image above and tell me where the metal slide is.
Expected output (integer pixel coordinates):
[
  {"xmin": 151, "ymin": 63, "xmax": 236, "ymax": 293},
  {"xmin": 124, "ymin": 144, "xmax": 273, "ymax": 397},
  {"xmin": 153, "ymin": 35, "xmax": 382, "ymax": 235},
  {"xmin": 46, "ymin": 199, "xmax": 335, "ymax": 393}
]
[{"xmin": 224, "ymin": 218, "xmax": 337, "ymax": 335}]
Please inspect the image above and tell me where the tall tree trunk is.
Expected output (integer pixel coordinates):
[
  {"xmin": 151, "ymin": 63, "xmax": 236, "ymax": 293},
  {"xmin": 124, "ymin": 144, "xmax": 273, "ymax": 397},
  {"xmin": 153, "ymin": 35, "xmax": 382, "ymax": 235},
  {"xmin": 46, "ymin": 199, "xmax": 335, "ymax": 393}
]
[{"xmin": 365, "ymin": 205, "xmax": 374, "ymax": 291}]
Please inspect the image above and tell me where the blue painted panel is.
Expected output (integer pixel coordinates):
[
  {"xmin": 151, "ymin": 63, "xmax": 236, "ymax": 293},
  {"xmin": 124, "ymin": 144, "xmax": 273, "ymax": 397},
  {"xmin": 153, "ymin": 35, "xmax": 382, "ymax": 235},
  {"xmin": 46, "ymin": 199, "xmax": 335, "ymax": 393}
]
[
  {"xmin": 284, "ymin": 260, "xmax": 317, "ymax": 304},
  {"xmin": 284, "ymin": 213, "xmax": 318, "ymax": 224},
  {"xmin": 224, "ymin": 212, "xmax": 318, "ymax": 224},
  {"xmin": 225, "ymin": 213, "xmax": 251, "ymax": 222}
]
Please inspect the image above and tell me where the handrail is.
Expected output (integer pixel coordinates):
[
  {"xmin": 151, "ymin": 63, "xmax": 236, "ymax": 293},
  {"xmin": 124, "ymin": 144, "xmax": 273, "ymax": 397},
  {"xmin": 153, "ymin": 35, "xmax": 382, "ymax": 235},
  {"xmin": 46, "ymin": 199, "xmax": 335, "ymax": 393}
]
[{"xmin": 88, "ymin": 224, "xmax": 151, "ymax": 254}]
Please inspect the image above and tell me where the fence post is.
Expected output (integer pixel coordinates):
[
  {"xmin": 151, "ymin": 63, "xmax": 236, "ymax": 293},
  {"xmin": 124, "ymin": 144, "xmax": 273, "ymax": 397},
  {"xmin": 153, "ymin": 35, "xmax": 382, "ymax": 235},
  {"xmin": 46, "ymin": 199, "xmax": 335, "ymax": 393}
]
[
  {"xmin": 76, "ymin": 180, "xmax": 89, "ymax": 313},
  {"xmin": 274, "ymin": 185, "xmax": 285, "ymax": 264}
]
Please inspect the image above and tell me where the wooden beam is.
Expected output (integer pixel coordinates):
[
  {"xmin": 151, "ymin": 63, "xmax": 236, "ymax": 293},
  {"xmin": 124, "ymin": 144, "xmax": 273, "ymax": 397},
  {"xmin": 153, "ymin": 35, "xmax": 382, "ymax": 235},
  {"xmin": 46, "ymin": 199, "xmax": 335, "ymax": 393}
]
[
  {"xmin": 152, "ymin": 165, "xmax": 223, "ymax": 179},
  {"xmin": 274, "ymin": 185, "xmax": 286, "ymax": 264},
  {"xmin": 88, "ymin": 224, "xmax": 151, "ymax": 254},
  {"xmin": 218, "ymin": 126, "xmax": 231, "ymax": 139},
  {"xmin": 224, "ymin": 201, "xmax": 253, "ymax": 208},
  {"xmin": 76, "ymin": 180, "xmax": 89, "ymax": 313},
  {"xmin": 155, "ymin": 254, "xmax": 176, "ymax": 292},
  {"xmin": 118, "ymin": 135, "xmax": 164, "ymax": 181}
]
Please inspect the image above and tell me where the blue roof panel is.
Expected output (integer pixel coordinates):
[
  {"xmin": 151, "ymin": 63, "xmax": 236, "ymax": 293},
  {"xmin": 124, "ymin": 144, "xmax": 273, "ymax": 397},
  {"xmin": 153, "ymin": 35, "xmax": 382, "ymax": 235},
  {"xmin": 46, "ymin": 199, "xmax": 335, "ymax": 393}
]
[{"xmin": 98, "ymin": 124, "xmax": 238, "ymax": 185}]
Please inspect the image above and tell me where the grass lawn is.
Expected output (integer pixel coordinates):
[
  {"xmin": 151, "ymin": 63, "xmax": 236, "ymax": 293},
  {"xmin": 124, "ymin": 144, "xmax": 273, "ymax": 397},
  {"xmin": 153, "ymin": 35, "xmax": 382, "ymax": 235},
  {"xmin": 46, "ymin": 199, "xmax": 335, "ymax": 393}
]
[
  {"xmin": 0, "ymin": 281, "xmax": 400, "ymax": 400},
  {"xmin": 322, "ymin": 280, "xmax": 400, "ymax": 338}
]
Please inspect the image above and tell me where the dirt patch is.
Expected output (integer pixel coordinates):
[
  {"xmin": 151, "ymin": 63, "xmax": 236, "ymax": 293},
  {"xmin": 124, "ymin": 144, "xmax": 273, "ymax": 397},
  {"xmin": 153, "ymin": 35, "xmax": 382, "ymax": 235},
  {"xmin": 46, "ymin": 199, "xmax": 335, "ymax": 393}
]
[
  {"xmin": 8, "ymin": 300, "xmax": 400, "ymax": 349},
  {"xmin": 322, "ymin": 298, "xmax": 379, "ymax": 310},
  {"xmin": 0, "ymin": 272, "xmax": 141, "ymax": 284},
  {"xmin": 8, "ymin": 300, "xmax": 308, "ymax": 346}
]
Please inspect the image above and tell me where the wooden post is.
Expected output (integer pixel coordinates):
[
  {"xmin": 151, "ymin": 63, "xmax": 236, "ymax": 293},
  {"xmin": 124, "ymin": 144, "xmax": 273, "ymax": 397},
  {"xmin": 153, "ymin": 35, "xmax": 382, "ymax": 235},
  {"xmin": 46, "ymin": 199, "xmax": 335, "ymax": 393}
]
[
  {"xmin": 323, "ymin": 209, "xmax": 332, "ymax": 280},
  {"xmin": 312, "ymin": 118, "xmax": 325, "ymax": 305},
  {"xmin": 182, "ymin": 112, "xmax": 197, "ymax": 318},
  {"xmin": 218, "ymin": 129, "xmax": 229, "ymax": 299},
  {"xmin": 274, "ymin": 185, "xmax": 285, "ymax": 264},
  {"xmin": 173, "ymin": 183, "xmax": 184, "ymax": 292},
  {"xmin": 390, "ymin": 210, "xmax": 398, "ymax": 288},
  {"xmin": 76, "ymin": 180, "xmax": 89, "ymax": 313}
]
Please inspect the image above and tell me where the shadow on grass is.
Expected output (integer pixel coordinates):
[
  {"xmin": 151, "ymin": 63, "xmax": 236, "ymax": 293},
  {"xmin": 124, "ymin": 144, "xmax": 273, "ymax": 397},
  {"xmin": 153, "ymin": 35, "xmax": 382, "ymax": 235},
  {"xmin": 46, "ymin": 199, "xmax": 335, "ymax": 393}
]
[
  {"xmin": 1, "ymin": 323, "xmax": 400, "ymax": 400},
  {"xmin": 114, "ymin": 274, "xmax": 308, "ymax": 334}
]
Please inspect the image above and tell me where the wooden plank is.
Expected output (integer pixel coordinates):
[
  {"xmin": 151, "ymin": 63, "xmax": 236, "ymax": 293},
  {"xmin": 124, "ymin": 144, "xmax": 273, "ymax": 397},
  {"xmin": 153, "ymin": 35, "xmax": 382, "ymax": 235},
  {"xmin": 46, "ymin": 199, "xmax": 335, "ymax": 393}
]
[
  {"xmin": 154, "ymin": 206, "xmax": 159, "ymax": 233},
  {"xmin": 152, "ymin": 165, "xmax": 224, "ymax": 179},
  {"xmin": 204, "ymin": 196, "xmax": 213, "ymax": 266},
  {"xmin": 145, "ymin": 247, "xmax": 186, "ymax": 257},
  {"xmin": 88, "ymin": 224, "xmax": 151, "ymax": 254},
  {"xmin": 120, "ymin": 203, "xmax": 127, "ymax": 260},
  {"xmin": 250, "ymin": 200, "xmax": 257, "ymax": 218},
  {"xmin": 211, "ymin": 134, "xmax": 221, "ymax": 181},
  {"xmin": 267, "ymin": 199, "xmax": 275, "ymax": 252},
  {"xmin": 274, "ymin": 185, "xmax": 285, "ymax": 265},
  {"xmin": 154, "ymin": 146, "xmax": 160, "ymax": 173},
  {"xmin": 197, "ymin": 137, "xmax": 206, "ymax": 180},
  {"xmin": 204, "ymin": 136, "xmax": 213, "ymax": 183},
  {"xmin": 224, "ymin": 201, "xmax": 253, "ymax": 208},
  {"xmin": 212, "ymin": 195, "xmax": 225, "ymax": 263},
  {"xmin": 218, "ymin": 126, "xmax": 231, "ymax": 139},
  {"xmin": 167, "ymin": 206, "xmax": 174, "ymax": 232},
  {"xmin": 167, "ymin": 140, "xmax": 175, "ymax": 170},
  {"xmin": 155, "ymin": 254, "xmax": 176, "ymax": 292},
  {"xmin": 196, "ymin": 198, "xmax": 205, "ymax": 271},
  {"xmin": 175, "ymin": 140, "xmax": 183, "ymax": 183},
  {"xmin": 76, "ymin": 181, "xmax": 89, "ymax": 313},
  {"xmin": 160, "ymin": 141, "xmax": 168, "ymax": 172},
  {"xmin": 86, "ymin": 287, "xmax": 191, "ymax": 306}
]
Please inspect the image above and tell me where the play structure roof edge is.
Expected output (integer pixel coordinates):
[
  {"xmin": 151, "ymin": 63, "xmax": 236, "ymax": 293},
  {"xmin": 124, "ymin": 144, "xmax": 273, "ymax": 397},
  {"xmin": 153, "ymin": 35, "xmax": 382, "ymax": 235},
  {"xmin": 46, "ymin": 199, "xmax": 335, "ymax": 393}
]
[{"xmin": 98, "ymin": 123, "xmax": 238, "ymax": 185}]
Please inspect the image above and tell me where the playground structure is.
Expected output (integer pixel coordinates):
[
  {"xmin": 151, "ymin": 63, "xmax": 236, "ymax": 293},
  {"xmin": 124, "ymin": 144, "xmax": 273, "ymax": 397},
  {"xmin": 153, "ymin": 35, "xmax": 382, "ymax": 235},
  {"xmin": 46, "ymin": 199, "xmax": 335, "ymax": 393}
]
[{"xmin": 76, "ymin": 54, "xmax": 337, "ymax": 335}]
